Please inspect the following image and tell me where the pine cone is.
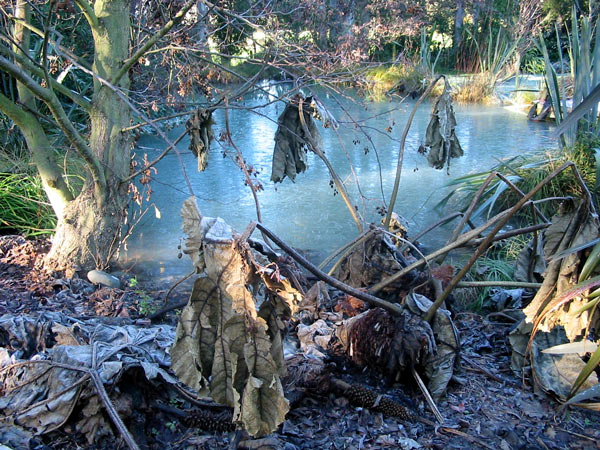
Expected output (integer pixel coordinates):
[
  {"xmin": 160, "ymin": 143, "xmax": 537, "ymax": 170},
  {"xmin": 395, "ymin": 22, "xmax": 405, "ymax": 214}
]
[
  {"xmin": 344, "ymin": 384, "xmax": 412, "ymax": 420},
  {"xmin": 183, "ymin": 409, "xmax": 236, "ymax": 432}
]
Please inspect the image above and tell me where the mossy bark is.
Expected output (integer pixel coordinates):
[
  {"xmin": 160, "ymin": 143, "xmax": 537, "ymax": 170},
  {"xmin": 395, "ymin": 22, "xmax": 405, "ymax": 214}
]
[
  {"xmin": 9, "ymin": 0, "xmax": 73, "ymax": 218},
  {"xmin": 46, "ymin": 0, "xmax": 131, "ymax": 271}
]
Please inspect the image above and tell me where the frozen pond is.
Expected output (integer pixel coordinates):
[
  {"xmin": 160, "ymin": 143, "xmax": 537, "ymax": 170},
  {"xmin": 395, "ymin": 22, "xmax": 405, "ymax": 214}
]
[{"xmin": 123, "ymin": 82, "xmax": 556, "ymax": 279}]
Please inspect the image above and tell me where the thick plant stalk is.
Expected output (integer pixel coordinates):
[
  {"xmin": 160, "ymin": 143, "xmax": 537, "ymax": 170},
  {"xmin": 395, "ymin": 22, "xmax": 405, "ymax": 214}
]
[
  {"xmin": 408, "ymin": 212, "xmax": 464, "ymax": 246},
  {"xmin": 447, "ymin": 172, "xmax": 497, "ymax": 247},
  {"xmin": 370, "ymin": 208, "xmax": 513, "ymax": 293},
  {"xmin": 467, "ymin": 223, "xmax": 550, "ymax": 246},
  {"xmin": 424, "ymin": 162, "xmax": 574, "ymax": 322},
  {"xmin": 495, "ymin": 173, "xmax": 549, "ymax": 223},
  {"xmin": 255, "ymin": 223, "xmax": 403, "ymax": 315},
  {"xmin": 384, "ymin": 74, "xmax": 445, "ymax": 230},
  {"xmin": 457, "ymin": 281, "xmax": 542, "ymax": 288},
  {"xmin": 298, "ymin": 100, "xmax": 363, "ymax": 232}
]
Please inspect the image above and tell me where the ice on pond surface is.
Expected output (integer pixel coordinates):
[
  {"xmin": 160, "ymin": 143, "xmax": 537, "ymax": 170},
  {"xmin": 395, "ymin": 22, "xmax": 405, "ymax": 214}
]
[{"xmin": 123, "ymin": 85, "xmax": 556, "ymax": 279}]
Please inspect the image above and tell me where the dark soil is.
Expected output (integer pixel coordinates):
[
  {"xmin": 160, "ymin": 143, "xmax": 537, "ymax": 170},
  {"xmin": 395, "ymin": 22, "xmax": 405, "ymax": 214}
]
[{"xmin": 1, "ymin": 235, "xmax": 599, "ymax": 450}]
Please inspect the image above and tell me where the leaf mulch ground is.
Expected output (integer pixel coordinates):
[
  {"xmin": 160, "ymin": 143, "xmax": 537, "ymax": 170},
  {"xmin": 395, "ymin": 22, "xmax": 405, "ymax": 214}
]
[{"xmin": 1, "ymin": 235, "xmax": 599, "ymax": 449}]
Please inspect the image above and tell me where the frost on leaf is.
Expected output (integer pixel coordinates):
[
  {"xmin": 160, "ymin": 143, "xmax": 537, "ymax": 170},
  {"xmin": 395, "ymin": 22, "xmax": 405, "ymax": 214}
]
[{"xmin": 171, "ymin": 197, "xmax": 300, "ymax": 436}]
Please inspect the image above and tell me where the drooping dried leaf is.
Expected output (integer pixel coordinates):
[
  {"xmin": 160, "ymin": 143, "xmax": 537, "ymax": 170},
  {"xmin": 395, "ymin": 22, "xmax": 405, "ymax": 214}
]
[
  {"xmin": 239, "ymin": 317, "xmax": 289, "ymax": 436},
  {"xmin": 186, "ymin": 108, "xmax": 213, "ymax": 172},
  {"xmin": 170, "ymin": 277, "xmax": 221, "ymax": 394},
  {"xmin": 418, "ymin": 80, "xmax": 463, "ymax": 173},
  {"xmin": 172, "ymin": 198, "xmax": 294, "ymax": 436},
  {"xmin": 271, "ymin": 96, "xmax": 319, "ymax": 183},
  {"xmin": 407, "ymin": 293, "xmax": 458, "ymax": 400},
  {"xmin": 525, "ymin": 205, "xmax": 600, "ymax": 341}
]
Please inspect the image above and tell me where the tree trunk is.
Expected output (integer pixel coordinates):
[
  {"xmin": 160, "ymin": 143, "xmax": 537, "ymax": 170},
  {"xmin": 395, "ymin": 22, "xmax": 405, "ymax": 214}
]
[
  {"xmin": 46, "ymin": 186, "xmax": 126, "ymax": 272},
  {"xmin": 45, "ymin": 0, "xmax": 131, "ymax": 272}
]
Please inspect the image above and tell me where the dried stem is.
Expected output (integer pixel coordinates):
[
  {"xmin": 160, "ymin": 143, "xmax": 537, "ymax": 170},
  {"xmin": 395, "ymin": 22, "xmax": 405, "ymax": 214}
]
[
  {"xmin": 255, "ymin": 222, "xmax": 404, "ymax": 315},
  {"xmin": 424, "ymin": 162, "xmax": 573, "ymax": 322},
  {"xmin": 370, "ymin": 208, "xmax": 514, "ymax": 294},
  {"xmin": 298, "ymin": 98, "xmax": 363, "ymax": 233},
  {"xmin": 384, "ymin": 74, "xmax": 445, "ymax": 230}
]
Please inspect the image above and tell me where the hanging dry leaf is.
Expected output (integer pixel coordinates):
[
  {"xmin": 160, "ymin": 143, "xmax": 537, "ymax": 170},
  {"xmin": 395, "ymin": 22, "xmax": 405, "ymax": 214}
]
[
  {"xmin": 418, "ymin": 80, "xmax": 463, "ymax": 173},
  {"xmin": 271, "ymin": 95, "xmax": 320, "ymax": 183},
  {"xmin": 186, "ymin": 108, "xmax": 213, "ymax": 172}
]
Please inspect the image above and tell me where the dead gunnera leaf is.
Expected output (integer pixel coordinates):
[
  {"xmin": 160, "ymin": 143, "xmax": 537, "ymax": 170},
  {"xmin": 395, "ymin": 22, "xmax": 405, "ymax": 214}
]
[
  {"xmin": 418, "ymin": 80, "xmax": 463, "ymax": 173},
  {"xmin": 271, "ymin": 95, "xmax": 320, "ymax": 183},
  {"xmin": 172, "ymin": 198, "xmax": 290, "ymax": 437}
]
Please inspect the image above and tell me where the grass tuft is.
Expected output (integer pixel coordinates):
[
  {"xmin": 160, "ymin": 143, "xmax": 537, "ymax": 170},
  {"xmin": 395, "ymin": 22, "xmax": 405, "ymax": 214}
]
[{"xmin": 0, "ymin": 173, "xmax": 56, "ymax": 236}]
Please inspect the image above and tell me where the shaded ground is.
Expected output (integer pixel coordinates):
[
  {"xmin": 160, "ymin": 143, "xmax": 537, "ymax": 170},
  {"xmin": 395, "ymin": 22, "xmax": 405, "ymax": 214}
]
[{"xmin": 1, "ymin": 235, "xmax": 599, "ymax": 449}]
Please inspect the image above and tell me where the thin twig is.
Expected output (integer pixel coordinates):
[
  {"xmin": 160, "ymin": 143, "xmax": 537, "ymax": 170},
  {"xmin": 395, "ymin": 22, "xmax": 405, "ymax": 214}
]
[
  {"xmin": 162, "ymin": 270, "xmax": 196, "ymax": 305},
  {"xmin": 224, "ymin": 99, "xmax": 272, "ymax": 247},
  {"xmin": 327, "ymin": 230, "xmax": 378, "ymax": 276},
  {"xmin": 461, "ymin": 355, "xmax": 520, "ymax": 387},
  {"xmin": 121, "ymin": 110, "xmax": 194, "ymax": 133},
  {"xmin": 384, "ymin": 74, "xmax": 445, "ymax": 230},
  {"xmin": 411, "ymin": 367, "xmax": 444, "ymax": 423},
  {"xmin": 149, "ymin": 299, "xmax": 189, "ymax": 320},
  {"xmin": 318, "ymin": 229, "xmax": 374, "ymax": 271}
]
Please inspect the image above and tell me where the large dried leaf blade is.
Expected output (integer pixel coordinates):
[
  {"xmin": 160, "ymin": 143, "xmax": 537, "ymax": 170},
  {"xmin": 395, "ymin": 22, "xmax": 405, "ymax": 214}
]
[
  {"xmin": 170, "ymin": 277, "xmax": 221, "ymax": 394},
  {"xmin": 239, "ymin": 318, "xmax": 289, "ymax": 436},
  {"xmin": 530, "ymin": 326, "xmax": 598, "ymax": 400},
  {"xmin": 420, "ymin": 81, "xmax": 463, "ymax": 172},
  {"xmin": 209, "ymin": 304, "xmax": 239, "ymax": 406}
]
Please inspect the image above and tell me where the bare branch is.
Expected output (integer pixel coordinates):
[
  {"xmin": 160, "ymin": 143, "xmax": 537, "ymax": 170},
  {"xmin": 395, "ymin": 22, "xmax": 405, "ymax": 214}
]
[
  {"xmin": 0, "ymin": 42, "xmax": 90, "ymax": 109},
  {"xmin": 0, "ymin": 55, "xmax": 106, "ymax": 200},
  {"xmin": 113, "ymin": 0, "xmax": 197, "ymax": 85}
]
